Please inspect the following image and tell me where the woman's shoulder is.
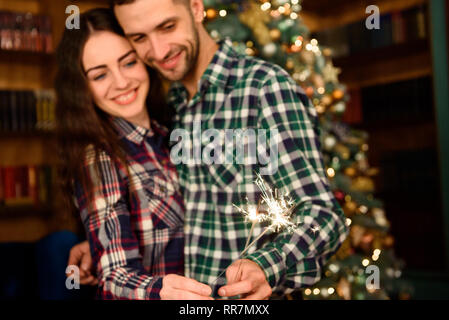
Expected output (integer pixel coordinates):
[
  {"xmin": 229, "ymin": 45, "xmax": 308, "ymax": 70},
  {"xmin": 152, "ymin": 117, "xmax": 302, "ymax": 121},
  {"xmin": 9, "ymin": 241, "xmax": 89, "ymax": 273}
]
[{"xmin": 83, "ymin": 144, "xmax": 113, "ymax": 166}]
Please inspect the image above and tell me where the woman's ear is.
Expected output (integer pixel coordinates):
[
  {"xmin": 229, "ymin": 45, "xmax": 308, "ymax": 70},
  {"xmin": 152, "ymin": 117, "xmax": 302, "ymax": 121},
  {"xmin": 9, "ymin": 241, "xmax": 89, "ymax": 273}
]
[{"xmin": 190, "ymin": 0, "xmax": 205, "ymax": 23}]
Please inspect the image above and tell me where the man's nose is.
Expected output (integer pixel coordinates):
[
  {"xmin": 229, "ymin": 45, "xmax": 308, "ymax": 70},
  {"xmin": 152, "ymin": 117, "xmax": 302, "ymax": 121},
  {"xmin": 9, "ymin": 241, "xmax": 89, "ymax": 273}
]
[{"xmin": 147, "ymin": 35, "xmax": 170, "ymax": 62}]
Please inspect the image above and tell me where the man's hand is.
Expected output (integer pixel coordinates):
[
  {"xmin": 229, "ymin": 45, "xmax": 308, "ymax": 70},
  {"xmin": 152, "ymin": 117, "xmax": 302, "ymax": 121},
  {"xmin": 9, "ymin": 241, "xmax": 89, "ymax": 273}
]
[
  {"xmin": 66, "ymin": 241, "xmax": 98, "ymax": 286},
  {"xmin": 160, "ymin": 274, "xmax": 213, "ymax": 300},
  {"xmin": 218, "ymin": 259, "xmax": 272, "ymax": 300}
]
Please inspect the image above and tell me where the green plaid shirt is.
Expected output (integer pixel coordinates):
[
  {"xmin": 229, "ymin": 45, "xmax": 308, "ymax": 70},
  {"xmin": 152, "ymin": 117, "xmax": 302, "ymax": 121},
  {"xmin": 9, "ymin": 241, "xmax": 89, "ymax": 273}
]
[{"xmin": 168, "ymin": 39, "xmax": 348, "ymax": 296}]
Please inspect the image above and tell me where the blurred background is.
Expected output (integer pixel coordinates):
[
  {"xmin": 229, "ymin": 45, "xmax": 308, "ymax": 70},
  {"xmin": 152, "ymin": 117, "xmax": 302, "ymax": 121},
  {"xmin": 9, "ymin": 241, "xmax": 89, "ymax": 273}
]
[{"xmin": 0, "ymin": 0, "xmax": 448, "ymax": 300}]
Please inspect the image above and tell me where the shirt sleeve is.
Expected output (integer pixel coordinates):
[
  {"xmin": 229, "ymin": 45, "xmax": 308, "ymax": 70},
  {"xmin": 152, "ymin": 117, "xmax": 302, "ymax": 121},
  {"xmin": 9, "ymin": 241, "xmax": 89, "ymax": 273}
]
[
  {"xmin": 73, "ymin": 147, "xmax": 163, "ymax": 300},
  {"xmin": 244, "ymin": 69, "xmax": 349, "ymax": 294}
]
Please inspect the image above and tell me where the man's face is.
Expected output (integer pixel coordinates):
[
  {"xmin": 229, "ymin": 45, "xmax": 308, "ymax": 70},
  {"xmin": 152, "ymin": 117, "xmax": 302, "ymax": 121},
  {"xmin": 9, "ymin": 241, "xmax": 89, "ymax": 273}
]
[{"xmin": 114, "ymin": 0, "xmax": 202, "ymax": 82}]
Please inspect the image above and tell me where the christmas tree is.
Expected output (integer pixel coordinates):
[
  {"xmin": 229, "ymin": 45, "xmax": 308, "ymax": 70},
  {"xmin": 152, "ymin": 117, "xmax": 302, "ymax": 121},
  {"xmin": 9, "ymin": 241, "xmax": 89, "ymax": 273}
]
[{"xmin": 204, "ymin": 0, "xmax": 411, "ymax": 300}]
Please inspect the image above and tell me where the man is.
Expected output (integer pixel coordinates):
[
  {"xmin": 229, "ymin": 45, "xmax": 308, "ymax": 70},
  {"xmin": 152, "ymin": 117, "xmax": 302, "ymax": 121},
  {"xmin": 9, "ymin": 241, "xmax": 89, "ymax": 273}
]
[{"xmin": 68, "ymin": 0, "xmax": 348, "ymax": 300}]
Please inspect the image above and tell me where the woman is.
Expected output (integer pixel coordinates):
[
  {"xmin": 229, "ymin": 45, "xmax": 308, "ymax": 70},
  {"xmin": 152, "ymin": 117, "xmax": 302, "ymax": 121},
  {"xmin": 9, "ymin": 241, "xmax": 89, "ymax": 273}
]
[{"xmin": 55, "ymin": 8, "xmax": 185, "ymax": 300}]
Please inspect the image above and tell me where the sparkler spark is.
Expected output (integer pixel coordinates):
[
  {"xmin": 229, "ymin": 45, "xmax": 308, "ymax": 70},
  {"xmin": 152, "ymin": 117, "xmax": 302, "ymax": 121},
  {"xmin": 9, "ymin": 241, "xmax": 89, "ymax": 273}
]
[
  {"xmin": 253, "ymin": 173, "xmax": 298, "ymax": 233},
  {"xmin": 211, "ymin": 173, "xmax": 305, "ymax": 286}
]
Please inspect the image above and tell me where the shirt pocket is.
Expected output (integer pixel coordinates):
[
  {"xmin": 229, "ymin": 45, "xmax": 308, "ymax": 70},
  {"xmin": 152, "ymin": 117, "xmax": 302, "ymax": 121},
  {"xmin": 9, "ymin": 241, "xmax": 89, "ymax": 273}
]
[
  {"xmin": 206, "ymin": 162, "xmax": 243, "ymax": 192},
  {"xmin": 135, "ymin": 169, "xmax": 182, "ymax": 230},
  {"xmin": 141, "ymin": 170, "xmax": 176, "ymax": 200}
]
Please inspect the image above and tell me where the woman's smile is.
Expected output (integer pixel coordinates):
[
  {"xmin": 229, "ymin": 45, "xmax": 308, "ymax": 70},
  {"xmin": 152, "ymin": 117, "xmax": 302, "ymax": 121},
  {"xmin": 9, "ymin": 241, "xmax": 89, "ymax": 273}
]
[{"xmin": 113, "ymin": 87, "xmax": 138, "ymax": 105}]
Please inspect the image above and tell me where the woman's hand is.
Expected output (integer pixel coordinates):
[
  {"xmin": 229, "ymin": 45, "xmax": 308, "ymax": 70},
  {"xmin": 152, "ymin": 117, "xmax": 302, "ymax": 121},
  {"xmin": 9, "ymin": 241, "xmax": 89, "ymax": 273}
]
[
  {"xmin": 66, "ymin": 241, "xmax": 98, "ymax": 286},
  {"xmin": 161, "ymin": 274, "xmax": 213, "ymax": 300}
]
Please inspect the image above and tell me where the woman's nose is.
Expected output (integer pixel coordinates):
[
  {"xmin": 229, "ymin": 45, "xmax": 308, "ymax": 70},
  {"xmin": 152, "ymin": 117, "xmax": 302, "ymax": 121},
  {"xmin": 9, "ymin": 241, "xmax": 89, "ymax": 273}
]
[{"xmin": 112, "ymin": 71, "xmax": 130, "ymax": 89}]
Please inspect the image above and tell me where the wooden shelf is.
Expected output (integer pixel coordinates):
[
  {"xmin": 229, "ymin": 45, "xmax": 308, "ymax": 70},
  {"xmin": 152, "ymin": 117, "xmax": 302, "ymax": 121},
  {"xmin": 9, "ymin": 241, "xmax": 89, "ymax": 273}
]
[
  {"xmin": 333, "ymin": 40, "xmax": 432, "ymax": 88},
  {"xmin": 0, "ymin": 49, "xmax": 53, "ymax": 59},
  {"xmin": 0, "ymin": 204, "xmax": 52, "ymax": 218},
  {"xmin": 0, "ymin": 135, "xmax": 57, "ymax": 166},
  {"xmin": 67, "ymin": 0, "xmax": 109, "ymax": 11},
  {"xmin": 0, "ymin": 131, "xmax": 55, "ymax": 139},
  {"xmin": 362, "ymin": 121, "xmax": 438, "ymax": 161},
  {"xmin": 301, "ymin": 0, "xmax": 429, "ymax": 32}
]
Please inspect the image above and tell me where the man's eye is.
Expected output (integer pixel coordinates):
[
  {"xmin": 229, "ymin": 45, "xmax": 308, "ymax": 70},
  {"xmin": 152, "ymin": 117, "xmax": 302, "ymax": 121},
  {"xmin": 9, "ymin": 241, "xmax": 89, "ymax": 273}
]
[
  {"xmin": 133, "ymin": 35, "xmax": 145, "ymax": 43},
  {"xmin": 164, "ymin": 24, "xmax": 175, "ymax": 30}
]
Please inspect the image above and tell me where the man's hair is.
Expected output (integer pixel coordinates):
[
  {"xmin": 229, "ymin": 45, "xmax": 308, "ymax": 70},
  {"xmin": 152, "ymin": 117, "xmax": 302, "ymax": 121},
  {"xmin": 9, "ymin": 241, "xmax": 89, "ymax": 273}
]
[{"xmin": 109, "ymin": 0, "xmax": 189, "ymax": 7}]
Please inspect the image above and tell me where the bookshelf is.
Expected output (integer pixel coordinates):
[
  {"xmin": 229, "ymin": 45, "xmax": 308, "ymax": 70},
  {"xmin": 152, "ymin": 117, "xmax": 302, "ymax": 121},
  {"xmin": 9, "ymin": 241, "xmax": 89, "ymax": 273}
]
[
  {"xmin": 0, "ymin": 0, "xmax": 108, "ymax": 243},
  {"xmin": 301, "ymin": 0, "xmax": 428, "ymax": 32},
  {"xmin": 303, "ymin": 0, "xmax": 449, "ymax": 298},
  {"xmin": 333, "ymin": 40, "xmax": 431, "ymax": 89},
  {"xmin": 303, "ymin": 0, "xmax": 431, "ymax": 89}
]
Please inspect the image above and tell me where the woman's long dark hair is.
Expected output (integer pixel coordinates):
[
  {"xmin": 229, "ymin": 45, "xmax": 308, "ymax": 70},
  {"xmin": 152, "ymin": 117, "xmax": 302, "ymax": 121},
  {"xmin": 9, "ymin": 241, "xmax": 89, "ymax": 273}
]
[{"xmin": 55, "ymin": 8, "xmax": 173, "ymax": 217}]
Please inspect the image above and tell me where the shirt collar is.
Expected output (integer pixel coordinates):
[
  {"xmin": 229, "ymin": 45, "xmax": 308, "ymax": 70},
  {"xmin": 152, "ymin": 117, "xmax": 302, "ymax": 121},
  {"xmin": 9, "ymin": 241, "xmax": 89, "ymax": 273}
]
[
  {"xmin": 110, "ymin": 116, "xmax": 169, "ymax": 145},
  {"xmin": 201, "ymin": 38, "xmax": 236, "ymax": 88},
  {"xmin": 169, "ymin": 38, "xmax": 238, "ymax": 102}
]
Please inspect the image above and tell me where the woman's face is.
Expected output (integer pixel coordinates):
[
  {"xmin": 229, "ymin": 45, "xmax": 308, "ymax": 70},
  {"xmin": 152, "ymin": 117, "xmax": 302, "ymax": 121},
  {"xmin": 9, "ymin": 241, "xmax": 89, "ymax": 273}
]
[{"xmin": 82, "ymin": 31, "xmax": 150, "ymax": 124}]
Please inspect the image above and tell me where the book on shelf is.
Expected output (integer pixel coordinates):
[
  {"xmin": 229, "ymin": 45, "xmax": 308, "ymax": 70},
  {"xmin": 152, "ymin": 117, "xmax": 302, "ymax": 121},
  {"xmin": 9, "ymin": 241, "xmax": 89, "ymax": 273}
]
[
  {"xmin": 370, "ymin": 14, "xmax": 393, "ymax": 49},
  {"xmin": 0, "ymin": 165, "xmax": 54, "ymax": 209},
  {"xmin": 0, "ymin": 10, "xmax": 53, "ymax": 53},
  {"xmin": 311, "ymin": 25, "xmax": 350, "ymax": 58},
  {"xmin": 0, "ymin": 89, "xmax": 55, "ymax": 133},
  {"xmin": 360, "ymin": 76, "xmax": 434, "ymax": 126}
]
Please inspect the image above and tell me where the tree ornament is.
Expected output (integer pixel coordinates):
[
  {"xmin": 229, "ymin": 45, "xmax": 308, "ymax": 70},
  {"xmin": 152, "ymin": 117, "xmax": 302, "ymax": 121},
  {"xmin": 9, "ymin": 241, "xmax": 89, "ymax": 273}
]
[
  {"xmin": 350, "ymin": 225, "xmax": 366, "ymax": 247},
  {"xmin": 323, "ymin": 134, "xmax": 337, "ymax": 151},
  {"xmin": 344, "ymin": 167, "xmax": 357, "ymax": 177},
  {"xmin": 372, "ymin": 208, "xmax": 390, "ymax": 228},
  {"xmin": 321, "ymin": 94, "xmax": 333, "ymax": 106},
  {"xmin": 239, "ymin": 2, "xmax": 271, "ymax": 45},
  {"xmin": 206, "ymin": 8, "xmax": 218, "ymax": 20},
  {"xmin": 322, "ymin": 47, "xmax": 333, "ymax": 57},
  {"xmin": 263, "ymin": 42, "xmax": 277, "ymax": 57},
  {"xmin": 335, "ymin": 143, "xmax": 351, "ymax": 160},
  {"xmin": 300, "ymin": 49, "xmax": 315, "ymax": 65},
  {"xmin": 360, "ymin": 232, "xmax": 374, "ymax": 251},
  {"xmin": 335, "ymin": 238, "xmax": 353, "ymax": 260},
  {"xmin": 344, "ymin": 200, "xmax": 358, "ymax": 216},
  {"xmin": 337, "ymin": 277, "xmax": 352, "ymax": 300},
  {"xmin": 305, "ymin": 86, "xmax": 314, "ymax": 97},
  {"xmin": 332, "ymin": 101, "xmax": 346, "ymax": 113},
  {"xmin": 285, "ymin": 58, "xmax": 294, "ymax": 70},
  {"xmin": 334, "ymin": 190, "xmax": 345, "ymax": 203},
  {"xmin": 332, "ymin": 88, "xmax": 345, "ymax": 100},
  {"xmin": 312, "ymin": 73, "xmax": 325, "ymax": 89},
  {"xmin": 383, "ymin": 235, "xmax": 395, "ymax": 248},
  {"xmin": 323, "ymin": 61, "xmax": 341, "ymax": 84},
  {"xmin": 351, "ymin": 176, "xmax": 375, "ymax": 192},
  {"xmin": 269, "ymin": 28, "xmax": 281, "ymax": 41}
]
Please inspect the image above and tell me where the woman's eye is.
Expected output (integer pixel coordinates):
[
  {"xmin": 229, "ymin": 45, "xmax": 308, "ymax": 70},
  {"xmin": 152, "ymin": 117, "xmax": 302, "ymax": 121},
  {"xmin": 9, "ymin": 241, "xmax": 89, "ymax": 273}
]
[
  {"xmin": 125, "ymin": 60, "xmax": 137, "ymax": 67},
  {"xmin": 93, "ymin": 74, "xmax": 106, "ymax": 81}
]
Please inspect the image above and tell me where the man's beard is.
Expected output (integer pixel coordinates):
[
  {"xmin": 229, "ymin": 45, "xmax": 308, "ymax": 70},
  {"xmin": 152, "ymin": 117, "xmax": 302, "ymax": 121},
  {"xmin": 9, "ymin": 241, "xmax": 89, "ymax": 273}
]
[{"xmin": 146, "ymin": 27, "xmax": 200, "ymax": 82}]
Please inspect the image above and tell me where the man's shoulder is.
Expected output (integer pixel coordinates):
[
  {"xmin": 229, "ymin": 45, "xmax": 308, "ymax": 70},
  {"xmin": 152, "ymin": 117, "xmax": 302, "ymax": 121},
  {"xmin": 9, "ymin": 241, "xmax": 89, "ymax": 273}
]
[
  {"xmin": 225, "ymin": 49, "xmax": 308, "ymax": 104},
  {"xmin": 226, "ymin": 49, "xmax": 293, "ymax": 87}
]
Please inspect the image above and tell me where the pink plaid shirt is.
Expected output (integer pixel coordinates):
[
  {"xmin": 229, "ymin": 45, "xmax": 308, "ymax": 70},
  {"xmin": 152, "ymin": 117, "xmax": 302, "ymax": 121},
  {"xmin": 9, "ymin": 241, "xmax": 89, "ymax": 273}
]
[{"xmin": 73, "ymin": 117, "xmax": 184, "ymax": 300}]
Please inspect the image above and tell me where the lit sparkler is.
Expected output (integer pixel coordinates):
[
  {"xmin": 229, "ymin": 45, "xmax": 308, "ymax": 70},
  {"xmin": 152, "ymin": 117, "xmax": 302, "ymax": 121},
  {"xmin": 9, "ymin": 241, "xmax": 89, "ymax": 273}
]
[{"xmin": 212, "ymin": 173, "xmax": 303, "ymax": 285}]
